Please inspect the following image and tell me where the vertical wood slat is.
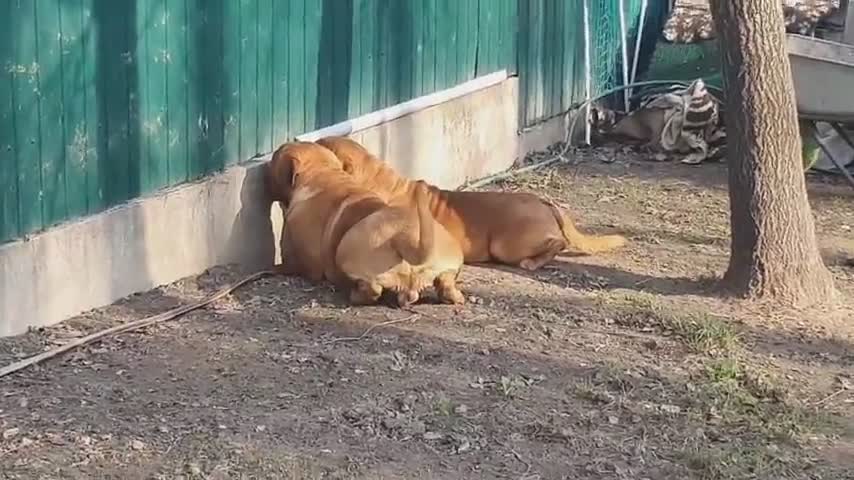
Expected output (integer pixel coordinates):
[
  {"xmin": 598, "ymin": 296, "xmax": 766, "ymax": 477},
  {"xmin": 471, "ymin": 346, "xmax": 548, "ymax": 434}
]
[
  {"xmin": 238, "ymin": 0, "xmax": 258, "ymax": 160},
  {"xmin": 145, "ymin": 0, "xmax": 169, "ymax": 192},
  {"xmin": 166, "ymin": 0, "xmax": 189, "ymax": 185},
  {"xmin": 221, "ymin": 0, "xmax": 240, "ymax": 166},
  {"xmin": 186, "ymin": 0, "xmax": 205, "ymax": 179},
  {"xmin": 256, "ymin": 0, "xmax": 273, "ymax": 151},
  {"xmin": 0, "ymin": 0, "xmax": 18, "ymax": 241},
  {"xmin": 204, "ymin": 0, "xmax": 225, "ymax": 172},
  {"xmin": 272, "ymin": 0, "xmax": 290, "ymax": 142},
  {"xmin": 11, "ymin": 0, "xmax": 43, "ymax": 234},
  {"xmin": 303, "ymin": 0, "xmax": 321, "ymax": 129},
  {"xmin": 36, "ymin": 0, "xmax": 67, "ymax": 226},
  {"xmin": 287, "ymin": 0, "xmax": 306, "ymax": 136}
]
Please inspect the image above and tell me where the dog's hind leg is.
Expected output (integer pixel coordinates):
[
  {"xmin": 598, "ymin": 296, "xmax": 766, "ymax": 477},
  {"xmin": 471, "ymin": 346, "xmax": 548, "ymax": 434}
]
[
  {"xmin": 434, "ymin": 270, "xmax": 466, "ymax": 305},
  {"xmin": 349, "ymin": 280, "xmax": 383, "ymax": 305},
  {"xmin": 491, "ymin": 232, "xmax": 566, "ymax": 271},
  {"xmin": 517, "ymin": 237, "xmax": 567, "ymax": 271}
]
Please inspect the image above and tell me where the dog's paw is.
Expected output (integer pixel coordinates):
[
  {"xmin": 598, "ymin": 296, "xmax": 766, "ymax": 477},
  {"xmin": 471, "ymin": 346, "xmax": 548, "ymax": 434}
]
[
  {"xmin": 396, "ymin": 290, "xmax": 420, "ymax": 307},
  {"xmin": 438, "ymin": 288, "xmax": 466, "ymax": 305}
]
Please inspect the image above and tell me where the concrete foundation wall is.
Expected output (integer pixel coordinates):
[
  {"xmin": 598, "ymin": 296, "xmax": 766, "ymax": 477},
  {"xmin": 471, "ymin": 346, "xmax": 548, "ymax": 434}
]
[{"xmin": 0, "ymin": 78, "xmax": 523, "ymax": 337}]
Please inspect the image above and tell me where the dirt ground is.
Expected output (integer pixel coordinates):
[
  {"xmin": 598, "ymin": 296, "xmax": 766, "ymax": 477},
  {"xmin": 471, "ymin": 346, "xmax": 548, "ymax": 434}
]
[{"xmin": 1, "ymin": 146, "xmax": 853, "ymax": 480}]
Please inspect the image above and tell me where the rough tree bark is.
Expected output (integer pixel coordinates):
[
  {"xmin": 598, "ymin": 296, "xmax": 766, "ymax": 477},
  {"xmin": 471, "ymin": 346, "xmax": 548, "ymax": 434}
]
[{"xmin": 710, "ymin": 0, "xmax": 835, "ymax": 306}]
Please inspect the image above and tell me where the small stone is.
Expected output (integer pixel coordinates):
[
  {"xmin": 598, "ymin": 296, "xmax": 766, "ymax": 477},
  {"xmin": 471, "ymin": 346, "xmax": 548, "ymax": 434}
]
[
  {"xmin": 130, "ymin": 439, "xmax": 145, "ymax": 450},
  {"xmin": 423, "ymin": 432, "xmax": 443, "ymax": 441},
  {"xmin": 187, "ymin": 463, "xmax": 202, "ymax": 475},
  {"xmin": 255, "ymin": 425, "xmax": 266, "ymax": 433},
  {"xmin": 660, "ymin": 404, "xmax": 681, "ymax": 414},
  {"xmin": 608, "ymin": 415, "xmax": 619, "ymax": 425},
  {"xmin": 3, "ymin": 428, "xmax": 20, "ymax": 440},
  {"xmin": 408, "ymin": 420, "xmax": 426, "ymax": 435},
  {"xmin": 454, "ymin": 404, "xmax": 469, "ymax": 415}
]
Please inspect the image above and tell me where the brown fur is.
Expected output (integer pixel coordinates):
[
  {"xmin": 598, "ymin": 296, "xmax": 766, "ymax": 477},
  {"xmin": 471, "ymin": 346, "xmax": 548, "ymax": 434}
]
[
  {"xmin": 316, "ymin": 136, "xmax": 626, "ymax": 271},
  {"xmin": 265, "ymin": 141, "xmax": 465, "ymax": 306}
]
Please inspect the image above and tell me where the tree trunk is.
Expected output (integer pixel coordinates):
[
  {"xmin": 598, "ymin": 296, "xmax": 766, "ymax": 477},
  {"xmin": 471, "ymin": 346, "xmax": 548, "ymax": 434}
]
[{"xmin": 710, "ymin": 0, "xmax": 835, "ymax": 306}]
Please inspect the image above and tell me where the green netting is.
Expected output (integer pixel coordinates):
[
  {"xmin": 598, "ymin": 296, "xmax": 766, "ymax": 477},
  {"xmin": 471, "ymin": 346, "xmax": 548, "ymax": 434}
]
[
  {"xmin": 640, "ymin": 39, "xmax": 723, "ymax": 90},
  {"xmin": 592, "ymin": 0, "xmax": 674, "ymax": 110}
]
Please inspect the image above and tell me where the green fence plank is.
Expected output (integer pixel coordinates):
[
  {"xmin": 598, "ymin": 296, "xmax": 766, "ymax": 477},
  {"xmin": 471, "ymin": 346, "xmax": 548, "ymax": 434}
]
[
  {"xmin": 272, "ymin": 0, "xmax": 289, "ymax": 142},
  {"xmin": 203, "ymin": 0, "xmax": 225, "ymax": 171},
  {"xmin": 98, "ymin": 1, "xmax": 132, "ymax": 203},
  {"xmin": 544, "ymin": 0, "xmax": 559, "ymax": 119},
  {"xmin": 315, "ymin": 0, "xmax": 332, "ymax": 127},
  {"xmin": 238, "ymin": 0, "xmax": 258, "ymax": 160},
  {"xmin": 222, "ymin": 0, "xmax": 239, "ymax": 164},
  {"xmin": 124, "ymin": 0, "xmax": 141, "ymax": 198},
  {"xmin": 186, "ymin": 0, "xmax": 204, "ymax": 179},
  {"xmin": 286, "ymin": 0, "xmax": 305, "ymax": 135},
  {"xmin": 11, "ymin": 0, "xmax": 43, "ymax": 234},
  {"xmin": 79, "ymin": 0, "xmax": 101, "ymax": 213},
  {"xmin": 59, "ymin": 0, "xmax": 88, "ymax": 218},
  {"xmin": 422, "ymin": 0, "xmax": 436, "ymax": 96},
  {"xmin": 517, "ymin": 0, "xmax": 529, "ymax": 125},
  {"xmin": 357, "ymin": 0, "xmax": 375, "ymax": 114},
  {"xmin": 133, "ymin": 0, "xmax": 150, "ymax": 195},
  {"xmin": 165, "ymin": 0, "xmax": 188, "ymax": 185},
  {"xmin": 505, "ymin": 0, "xmax": 518, "ymax": 74},
  {"xmin": 347, "ymin": 0, "xmax": 363, "ymax": 116},
  {"xmin": 460, "ymin": 0, "xmax": 477, "ymax": 82},
  {"xmin": 304, "ymin": 0, "xmax": 321, "ymax": 129},
  {"xmin": 434, "ymin": 0, "xmax": 451, "ymax": 91},
  {"xmin": 331, "ymin": 0, "xmax": 353, "ymax": 123},
  {"xmin": 257, "ymin": 0, "xmax": 273, "ymax": 151},
  {"xmin": 400, "ymin": 1, "xmax": 415, "ymax": 103},
  {"xmin": 410, "ymin": 0, "xmax": 424, "ymax": 98},
  {"xmin": 475, "ymin": 0, "xmax": 490, "ymax": 76},
  {"xmin": 142, "ymin": 0, "xmax": 169, "ymax": 192},
  {"xmin": 378, "ymin": 1, "xmax": 392, "ymax": 107},
  {"xmin": 0, "ymin": 0, "xmax": 18, "ymax": 242},
  {"xmin": 35, "ymin": 0, "xmax": 67, "ymax": 227}
]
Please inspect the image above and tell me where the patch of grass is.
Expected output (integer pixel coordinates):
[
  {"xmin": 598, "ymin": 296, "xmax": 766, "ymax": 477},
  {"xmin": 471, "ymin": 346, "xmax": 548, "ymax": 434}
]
[
  {"xmin": 670, "ymin": 314, "xmax": 740, "ymax": 354},
  {"xmin": 434, "ymin": 397, "xmax": 456, "ymax": 417},
  {"xmin": 573, "ymin": 379, "xmax": 617, "ymax": 405},
  {"xmin": 698, "ymin": 357, "xmax": 834, "ymax": 448},
  {"xmin": 705, "ymin": 358, "xmax": 741, "ymax": 383},
  {"xmin": 600, "ymin": 292, "xmax": 739, "ymax": 354},
  {"xmin": 683, "ymin": 445, "xmax": 803, "ymax": 480},
  {"xmin": 496, "ymin": 375, "xmax": 528, "ymax": 398}
]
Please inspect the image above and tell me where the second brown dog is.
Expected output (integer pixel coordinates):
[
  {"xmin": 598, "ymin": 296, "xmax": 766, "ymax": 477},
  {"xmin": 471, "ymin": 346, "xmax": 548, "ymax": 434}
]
[{"xmin": 316, "ymin": 136, "xmax": 626, "ymax": 271}]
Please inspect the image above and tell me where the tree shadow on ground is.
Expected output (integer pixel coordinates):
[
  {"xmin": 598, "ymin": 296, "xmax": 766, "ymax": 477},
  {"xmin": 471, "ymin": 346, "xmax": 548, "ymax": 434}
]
[{"xmin": 479, "ymin": 259, "xmax": 720, "ymax": 298}]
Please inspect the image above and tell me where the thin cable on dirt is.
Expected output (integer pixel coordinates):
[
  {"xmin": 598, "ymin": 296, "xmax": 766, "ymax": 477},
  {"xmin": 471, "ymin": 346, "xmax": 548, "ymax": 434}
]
[
  {"xmin": 0, "ymin": 270, "xmax": 275, "ymax": 379},
  {"xmin": 323, "ymin": 313, "xmax": 420, "ymax": 344}
]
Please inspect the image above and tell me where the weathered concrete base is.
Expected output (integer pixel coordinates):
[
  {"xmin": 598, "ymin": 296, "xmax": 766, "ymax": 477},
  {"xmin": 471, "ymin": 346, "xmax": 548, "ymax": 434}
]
[
  {"xmin": 0, "ymin": 78, "xmax": 520, "ymax": 337},
  {"xmin": 518, "ymin": 111, "xmax": 588, "ymax": 158}
]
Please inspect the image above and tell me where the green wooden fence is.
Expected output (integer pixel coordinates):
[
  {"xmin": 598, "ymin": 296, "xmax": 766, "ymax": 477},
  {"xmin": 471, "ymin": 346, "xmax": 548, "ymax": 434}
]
[{"xmin": 1, "ymin": 0, "xmax": 636, "ymax": 243}]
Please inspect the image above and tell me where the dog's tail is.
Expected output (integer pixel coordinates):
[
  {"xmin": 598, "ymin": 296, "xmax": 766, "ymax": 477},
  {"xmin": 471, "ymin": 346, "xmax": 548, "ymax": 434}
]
[
  {"xmin": 544, "ymin": 201, "xmax": 626, "ymax": 254},
  {"xmin": 391, "ymin": 181, "xmax": 435, "ymax": 265}
]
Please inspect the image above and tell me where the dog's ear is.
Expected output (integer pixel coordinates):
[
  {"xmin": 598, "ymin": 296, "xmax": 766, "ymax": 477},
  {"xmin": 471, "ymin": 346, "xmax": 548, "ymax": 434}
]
[{"xmin": 268, "ymin": 144, "xmax": 301, "ymax": 203}]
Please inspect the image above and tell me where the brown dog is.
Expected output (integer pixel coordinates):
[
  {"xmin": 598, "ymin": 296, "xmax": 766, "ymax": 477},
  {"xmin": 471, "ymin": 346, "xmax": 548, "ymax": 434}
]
[
  {"xmin": 265, "ymin": 141, "xmax": 465, "ymax": 306},
  {"xmin": 316, "ymin": 136, "xmax": 626, "ymax": 271}
]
